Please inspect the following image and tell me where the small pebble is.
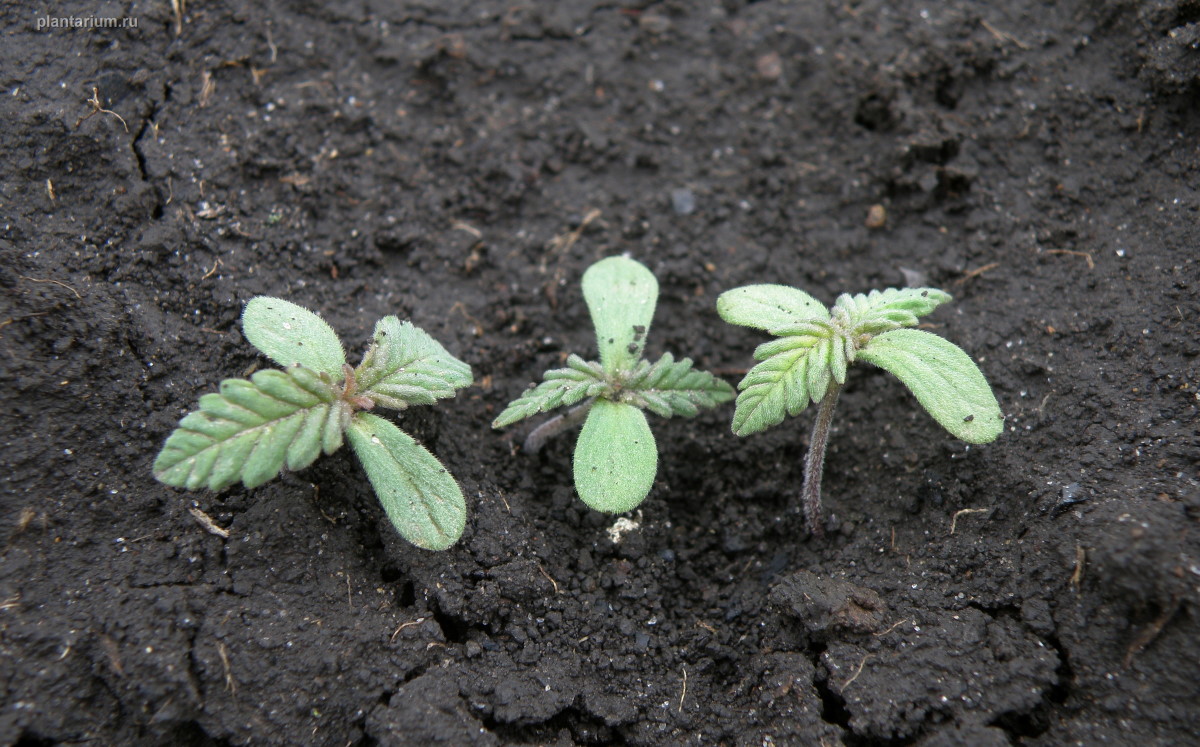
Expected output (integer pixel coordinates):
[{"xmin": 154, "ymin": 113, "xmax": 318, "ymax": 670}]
[
  {"xmin": 756, "ymin": 51, "xmax": 783, "ymax": 80},
  {"xmin": 865, "ymin": 203, "xmax": 887, "ymax": 229},
  {"xmin": 671, "ymin": 188, "xmax": 696, "ymax": 215}
]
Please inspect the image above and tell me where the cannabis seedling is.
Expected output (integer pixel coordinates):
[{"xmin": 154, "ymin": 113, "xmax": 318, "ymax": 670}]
[
  {"xmin": 717, "ymin": 285, "xmax": 1002, "ymax": 536},
  {"xmin": 493, "ymin": 256, "xmax": 734, "ymax": 513},
  {"xmin": 153, "ymin": 297, "xmax": 473, "ymax": 550}
]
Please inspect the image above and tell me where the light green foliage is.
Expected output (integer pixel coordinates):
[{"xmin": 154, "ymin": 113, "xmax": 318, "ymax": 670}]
[
  {"xmin": 242, "ymin": 296, "xmax": 346, "ymax": 376},
  {"xmin": 857, "ymin": 329, "xmax": 1003, "ymax": 443},
  {"xmin": 573, "ymin": 400, "xmax": 658, "ymax": 514},
  {"xmin": 582, "ymin": 256, "xmax": 658, "ymax": 375},
  {"xmin": 620, "ymin": 353, "xmax": 734, "ymax": 418},
  {"xmin": 355, "ymin": 316, "xmax": 474, "ymax": 410},
  {"xmin": 153, "ymin": 366, "xmax": 346, "ymax": 491},
  {"xmin": 495, "ymin": 256, "xmax": 734, "ymax": 513},
  {"xmin": 154, "ymin": 297, "xmax": 473, "ymax": 550},
  {"xmin": 348, "ymin": 414, "xmax": 466, "ymax": 551},
  {"xmin": 492, "ymin": 355, "xmax": 606, "ymax": 428},
  {"xmin": 718, "ymin": 284, "xmax": 1000, "ymax": 442},
  {"xmin": 715, "ymin": 284, "xmax": 829, "ymax": 331}
]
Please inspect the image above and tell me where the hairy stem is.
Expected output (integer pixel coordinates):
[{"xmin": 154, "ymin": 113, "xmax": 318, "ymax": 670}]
[
  {"xmin": 802, "ymin": 383, "xmax": 842, "ymax": 538},
  {"xmin": 523, "ymin": 398, "xmax": 596, "ymax": 454}
]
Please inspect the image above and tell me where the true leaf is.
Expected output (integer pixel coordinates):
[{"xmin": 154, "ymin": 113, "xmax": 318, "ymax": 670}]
[
  {"xmin": 573, "ymin": 400, "xmax": 657, "ymax": 513},
  {"xmin": 716, "ymin": 284, "xmax": 830, "ymax": 332},
  {"xmin": 491, "ymin": 354, "xmax": 605, "ymax": 427},
  {"xmin": 582, "ymin": 256, "xmax": 658, "ymax": 376},
  {"xmin": 731, "ymin": 334, "xmax": 832, "ymax": 436},
  {"xmin": 242, "ymin": 297, "xmax": 347, "ymax": 377},
  {"xmin": 623, "ymin": 352, "xmax": 734, "ymax": 418},
  {"xmin": 858, "ymin": 328, "xmax": 1003, "ymax": 443},
  {"xmin": 356, "ymin": 317, "xmax": 473, "ymax": 410},
  {"xmin": 835, "ymin": 288, "xmax": 952, "ymax": 336},
  {"xmin": 153, "ymin": 366, "xmax": 346, "ymax": 491},
  {"xmin": 347, "ymin": 413, "xmax": 467, "ymax": 551}
]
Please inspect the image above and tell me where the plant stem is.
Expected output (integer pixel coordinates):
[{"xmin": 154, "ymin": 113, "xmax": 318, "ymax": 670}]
[
  {"xmin": 802, "ymin": 382, "xmax": 841, "ymax": 538},
  {"xmin": 523, "ymin": 398, "xmax": 596, "ymax": 454}
]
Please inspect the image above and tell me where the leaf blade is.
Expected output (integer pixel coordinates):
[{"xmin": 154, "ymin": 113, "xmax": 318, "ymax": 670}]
[
  {"xmin": 356, "ymin": 317, "xmax": 472, "ymax": 409},
  {"xmin": 573, "ymin": 400, "xmax": 657, "ymax": 513},
  {"xmin": 858, "ymin": 329, "xmax": 1002, "ymax": 443},
  {"xmin": 836, "ymin": 287, "xmax": 952, "ymax": 336},
  {"xmin": 492, "ymin": 356, "xmax": 606, "ymax": 428},
  {"xmin": 242, "ymin": 297, "xmax": 346, "ymax": 377},
  {"xmin": 347, "ymin": 413, "xmax": 466, "ymax": 551},
  {"xmin": 153, "ymin": 367, "xmax": 340, "ymax": 491},
  {"xmin": 582, "ymin": 257, "xmax": 658, "ymax": 376},
  {"xmin": 625, "ymin": 353, "xmax": 734, "ymax": 418},
  {"xmin": 716, "ymin": 284, "xmax": 830, "ymax": 331}
]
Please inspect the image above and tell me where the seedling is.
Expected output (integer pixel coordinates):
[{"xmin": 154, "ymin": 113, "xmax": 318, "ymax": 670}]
[
  {"xmin": 153, "ymin": 297, "xmax": 473, "ymax": 551},
  {"xmin": 717, "ymin": 284, "xmax": 1002, "ymax": 536},
  {"xmin": 493, "ymin": 256, "xmax": 734, "ymax": 513}
]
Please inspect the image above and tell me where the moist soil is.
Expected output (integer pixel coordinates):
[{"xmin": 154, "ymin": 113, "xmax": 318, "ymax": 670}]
[{"xmin": 2, "ymin": 1, "xmax": 1198, "ymax": 744}]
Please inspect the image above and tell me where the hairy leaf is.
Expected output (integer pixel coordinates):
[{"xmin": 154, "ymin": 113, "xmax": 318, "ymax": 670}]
[
  {"xmin": 834, "ymin": 287, "xmax": 952, "ymax": 336},
  {"xmin": 356, "ymin": 317, "xmax": 473, "ymax": 410},
  {"xmin": 716, "ymin": 284, "xmax": 830, "ymax": 332},
  {"xmin": 348, "ymin": 413, "xmax": 467, "ymax": 550},
  {"xmin": 582, "ymin": 256, "xmax": 658, "ymax": 376},
  {"xmin": 731, "ymin": 331, "xmax": 836, "ymax": 436},
  {"xmin": 573, "ymin": 400, "xmax": 657, "ymax": 513},
  {"xmin": 858, "ymin": 329, "xmax": 1003, "ymax": 443},
  {"xmin": 623, "ymin": 352, "xmax": 734, "ymax": 418},
  {"xmin": 242, "ymin": 297, "xmax": 347, "ymax": 377},
  {"xmin": 492, "ymin": 355, "xmax": 606, "ymax": 428},
  {"xmin": 154, "ymin": 366, "xmax": 347, "ymax": 491}
]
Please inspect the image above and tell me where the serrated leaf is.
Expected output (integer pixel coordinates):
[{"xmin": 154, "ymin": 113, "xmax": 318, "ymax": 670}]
[
  {"xmin": 242, "ymin": 297, "xmax": 347, "ymax": 378},
  {"xmin": 624, "ymin": 352, "xmax": 734, "ymax": 418},
  {"xmin": 716, "ymin": 284, "xmax": 830, "ymax": 331},
  {"xmin": 731, "ymin": 328, "xmax": 836, "ymax": 436},
  {"xmin": 492, "ymin": 355, "xmax": 606, "ymax": 428},
  {"xmin": 582, "ymin": 256, "xmax": 658, "ymax": 376},
  {"xmin": 858, "ymin": 329, "xmax": 1002, "ymax": 444},
  {"xmin": 573, "ymin": 400, "xmax": 657, "ymax": 513},
  {"xmin": 806, "ymin": 338, "xmax": 833, "ymax": 401},
  {"xmin": 154, "ymin": 366, "xmax": 344, "ymax": 491},
  {"xmin": 356, "ymin": 317, "xmax": 473, "ymax": 410},
  {"xmin": 834, "ymin": 287, "xmax": 952, "ymax": 336},
  {"xmin": 347, "ymin": 413, "xmax": 466, "ymax": 551}
]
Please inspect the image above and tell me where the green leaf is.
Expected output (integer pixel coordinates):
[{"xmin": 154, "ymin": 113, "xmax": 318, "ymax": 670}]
[
  {"xmin": 623, "ymin": 352, "xmax": 734, "ymax": 418},
  {"xmin": 347, "ymin": 413, "xmax": 466, "ymax": 551},
  {"xmin": 857, "ymin": 329, "xmax": 1002, "ymax": 444},
  {"xmin": 731, "ymin": 324, "xmax": 846, "ymax": 436},
  {"xmin": 492, "ymin": 355, "xmax": 606, "ymax": 428},
  {"xmin": 716, "ymin": 284, "xmax": 830, "ymax": 332},
  {"xmin": 834, "ymin": 287, "xmax": 952, "ymax": 336},
  {"xmin": 355, "ymin": 317, "xmax": 473, "ymax": 410},
  {"xmin": 242, "ymin": 297, "xmax": 347, "ymax": 378},
  {"xmin": 582, "ymin": 256, "xmax": 658, "ymax": 376},
  {"xmin": 154, "ymin": 367, "xmax": 346, "ymax": 491},
  {"xmin": 573, "ymin": 400, "xmax": 657, "ymax": 513}
]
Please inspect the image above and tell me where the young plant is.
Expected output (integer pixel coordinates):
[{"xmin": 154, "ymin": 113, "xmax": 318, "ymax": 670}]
[
  {"xmin": 153, "ymin": 297, "xmax": 473, "ymax": 551},
  {"xmin": 717, "ymin": 284, "xmax": 1002, "ymax": 536},
  {"xmin": 493, "ymin": 256, "xmax": 734, "ymax": 513}
]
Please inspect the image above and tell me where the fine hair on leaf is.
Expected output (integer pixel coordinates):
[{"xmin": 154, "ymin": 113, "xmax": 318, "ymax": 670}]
[
  {"xmin": 494, "ymin": 256, "xmax": 734, "ymax": 513},
  {"xmin": 717, "ymin": 283, "xmax": 1001, "ymax": 536},
  {"xmin": 154, "ymin": 296, "xmax": 474, "ymax": 550}
]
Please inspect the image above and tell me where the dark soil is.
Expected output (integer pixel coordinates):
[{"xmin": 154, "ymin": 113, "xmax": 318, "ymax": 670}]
[{"xmin": 2, "ymin": 1, "xmax": 1198, "ymax": 744}]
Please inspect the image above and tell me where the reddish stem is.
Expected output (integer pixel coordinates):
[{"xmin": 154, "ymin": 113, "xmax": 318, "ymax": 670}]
[{"xmin": 801, "ymin": 383, "xmax": 841, "ymax": 538}]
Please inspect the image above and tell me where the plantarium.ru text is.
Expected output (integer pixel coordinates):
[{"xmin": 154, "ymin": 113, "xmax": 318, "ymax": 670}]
[
  {"xmin": 717, "ymin": 284, "xmax": 1002, "ymax": 536},
  {"xmin": 153, "ymin": 297, "xmax": 473, "ymax": 550}
]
